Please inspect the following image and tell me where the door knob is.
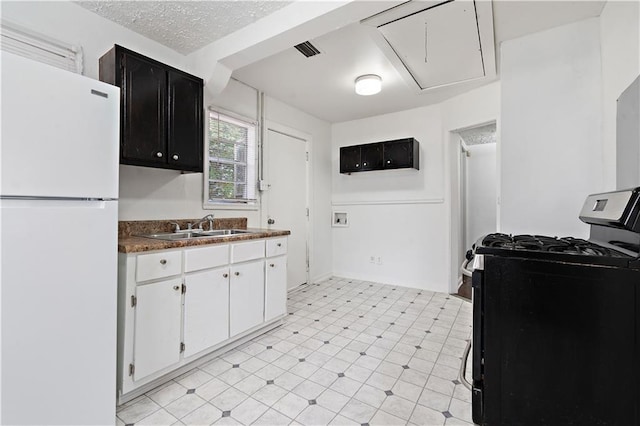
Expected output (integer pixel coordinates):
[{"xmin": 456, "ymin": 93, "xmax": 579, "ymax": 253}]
[{"xmin": 267, "ymin": 218, "xmax": 275, "ymax": 225}]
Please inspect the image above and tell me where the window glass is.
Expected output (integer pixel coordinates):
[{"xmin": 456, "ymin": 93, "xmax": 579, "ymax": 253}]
[{"xmin": 205, "ymin": 110, "xmax": 257, "ymax": 206}]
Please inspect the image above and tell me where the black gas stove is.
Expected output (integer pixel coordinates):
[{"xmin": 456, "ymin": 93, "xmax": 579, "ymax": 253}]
[
  {"xmin": 476, "ymin": 232, "xmax": 637, "ymax": 267},
  {"xmin": 468, "ymin": 187, "xmax": 640, "ymax": 426}
]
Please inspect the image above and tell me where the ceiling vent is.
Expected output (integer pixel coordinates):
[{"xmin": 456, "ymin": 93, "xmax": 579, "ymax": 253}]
[{"xmin": 294, "ymin": 41, "xmax": 321, "ymax": 58}]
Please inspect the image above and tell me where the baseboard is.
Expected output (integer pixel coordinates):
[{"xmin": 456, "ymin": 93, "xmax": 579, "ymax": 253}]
[{"xmin": 311, "ymin": 272, "xmax": 332, "ymax": 284}]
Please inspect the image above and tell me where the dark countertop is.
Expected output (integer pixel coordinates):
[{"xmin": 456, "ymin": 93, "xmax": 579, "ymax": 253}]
[{"xmin": 118, "ymin": 218, "xmax": 290, "ymax": 253}]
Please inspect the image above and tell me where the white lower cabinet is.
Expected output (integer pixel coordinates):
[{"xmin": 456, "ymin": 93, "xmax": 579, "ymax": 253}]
[
  {"xmin": 183, "ymin": 267, "xmax": 230, "ymax": 358},
  {"xmin": 117, "ymin": 236, "xmax": 288, "ymax": 403},
  {"xmin": 133, "ymin": 278, "xmax": 182, "ymax": 381},
  {"xmin": 230, "ymin": 260, "xmax": 265, "ymax": 336},
  {"xmin": 265, "ymin": 255, "xmax": 287, "ymax": 321}
]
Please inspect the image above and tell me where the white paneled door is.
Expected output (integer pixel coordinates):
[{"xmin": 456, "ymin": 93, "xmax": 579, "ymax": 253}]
[{"xmin": 265, "ymin": 126, "xmax": 309, "ymax": 290}]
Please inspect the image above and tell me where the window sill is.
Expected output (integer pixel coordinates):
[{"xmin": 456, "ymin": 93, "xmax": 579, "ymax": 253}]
[{"xmin": 203, "ymin": 203, "xmax": 260, "ymax": 211}]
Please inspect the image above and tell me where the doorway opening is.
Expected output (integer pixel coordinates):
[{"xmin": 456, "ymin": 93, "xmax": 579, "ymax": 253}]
[{"xmin": 449, "ymin": 122, "xmax": 497, "ymax": 297}]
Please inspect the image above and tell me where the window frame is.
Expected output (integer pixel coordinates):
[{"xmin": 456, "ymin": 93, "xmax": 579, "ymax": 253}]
[{"xmin": 203, "ymin": 107, "xmax": 259, "ymax": 210}]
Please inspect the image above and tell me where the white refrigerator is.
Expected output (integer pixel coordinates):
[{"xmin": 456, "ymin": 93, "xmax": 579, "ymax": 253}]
[{"xmin": 1, "ymin": 51, "xmax": 120, "ymax": 424}]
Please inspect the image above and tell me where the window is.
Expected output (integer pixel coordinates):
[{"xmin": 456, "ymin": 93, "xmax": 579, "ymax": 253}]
[
  {"xmin": 1, "ymin": 20, "xmax": 83, "ymax": 74},
  {"xmin": 205, "ymin": 109, "xmax": 258, "ymax": 207}
]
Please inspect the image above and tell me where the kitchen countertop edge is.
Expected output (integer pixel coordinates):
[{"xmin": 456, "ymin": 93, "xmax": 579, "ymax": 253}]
[{"xmin": 118, "ymin": 228, "xmax": 291, "ymax": 253}]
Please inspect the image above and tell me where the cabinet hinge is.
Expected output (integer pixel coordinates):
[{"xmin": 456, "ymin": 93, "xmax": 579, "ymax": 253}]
[
  {"xmin": 306, "ymin": 208, "xmax": 309, "ymax": 217},
  {"xmin": 306, "ymin": 152, "xmax": 309, "ymax": 161},
  {"xmin": 181, "ymin": 283, "xmax": 186, "ymax": 294},
  {"xmin": 129, "ymin": 363, "xmax": 135, "ymax": 376},
  {"xmin": 180, "ymin": 342, "xmax": 185, "ymax": 353},
  {"xmin": 131, "ymin": 295, "xmax": 137, "ymax": 307}
]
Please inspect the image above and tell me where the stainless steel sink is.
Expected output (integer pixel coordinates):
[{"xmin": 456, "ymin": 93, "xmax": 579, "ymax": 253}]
[
  {"xmin": 199, "ymin": 229, "xmax": 251, "ymax": 236},
  {"xmin": 138, "ymin": 229, "xmax": 252, "ymax": 241}
]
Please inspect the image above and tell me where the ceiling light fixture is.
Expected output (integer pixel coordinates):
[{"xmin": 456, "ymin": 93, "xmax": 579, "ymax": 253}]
[{"xmin": 355, "ymin": 74, "xmax": 382, "ymax": 96}]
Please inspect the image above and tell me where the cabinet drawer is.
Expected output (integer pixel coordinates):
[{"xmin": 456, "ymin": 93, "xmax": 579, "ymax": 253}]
[
  {"xmin": 266, "ymin": 237, "xmax": 287, "ymax": 257},
  {"xmin": 136, "ymin": 251, "xmax": 182, "ymax": 282},
  {"xmin": 185, "ymin": 244, "xmax": 229, "ymax": 273},
  {"xmin": 230, "ymin": 240, "xmax": 265, "ymax": 263}
]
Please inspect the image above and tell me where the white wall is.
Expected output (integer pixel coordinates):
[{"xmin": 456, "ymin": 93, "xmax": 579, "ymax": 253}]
[
  {"xmin": 442, "ymin": 82, "xmax": 500, "ymax": 292},
  {"xmin": 599, "ymin": 1, "xmax": 640, "ymax": 190},
  {"xmin": 1, "ymin": 1, "xmax": 188, "ymax": 80},
  {"xmin": 3, "ymin": 1, "xmax": 334, "ymax": 282},
  {"xmin": 500, "ymin": 18, "xmax": 603, "ymax": 238},
  {"xmin": 332, "ymin": 81, "xmax": 500, "ymax": 292},
  {"xmin": 332, "ymin": 105, "xmax": 446, "ymax": 291},
  {"xmin": 464, "ymin": 143, "xmax": 497, "ymax": 249}
]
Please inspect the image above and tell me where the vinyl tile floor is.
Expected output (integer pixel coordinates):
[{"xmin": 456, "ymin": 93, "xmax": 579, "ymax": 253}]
[{"xmin": 116, "ymin": 277, "xmax": 473, "ymax": 426}]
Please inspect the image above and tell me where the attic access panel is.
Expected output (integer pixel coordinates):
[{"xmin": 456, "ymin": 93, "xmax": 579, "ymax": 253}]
[{"xmin": 368, "ymin": 0, "xmax": 485, "ymax": 91}]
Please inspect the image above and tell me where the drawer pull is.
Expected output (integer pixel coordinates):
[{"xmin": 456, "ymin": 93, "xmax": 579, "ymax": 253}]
[
  {"xmin": 277, "ymin": 243, "xmax": 282, "ymax": 247},
  {"xmin": 234, "ymin": 272, "xmax": 240, "ymax": 276},
  {"xmin": 270, "ymin": 263, "xmax": 275, "ymax": 268},
  {"xmin": 160, "ymin": 259, "xmax": 167, "ymax": 265},
  {"xmin": 223, "ymin": 273, "xmax": 228, "ymax": 278}
]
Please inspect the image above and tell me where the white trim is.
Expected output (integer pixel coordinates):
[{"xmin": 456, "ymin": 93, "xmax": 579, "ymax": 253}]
[
  {"xmin": 310, "ymin": 272, "xmax": 333, "ymax": 284},
  {"xmin": 332, "ymin": 198, "xmax": 444, "ymax": 206}
]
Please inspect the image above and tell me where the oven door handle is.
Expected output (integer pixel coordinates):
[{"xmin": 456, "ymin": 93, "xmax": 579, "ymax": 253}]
[{"xmin": 459, "ymin": 339, "xmax": 473, "ymax": 390}]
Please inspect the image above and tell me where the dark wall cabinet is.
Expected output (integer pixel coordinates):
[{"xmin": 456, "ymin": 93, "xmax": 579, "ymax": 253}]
[
  {"xmin": 99, "ymin": 45, "xmax": 204, "ymax": 172},
  {"xmin": 339, "ymin": 138, "xmax": 419, "ymax": 174}
]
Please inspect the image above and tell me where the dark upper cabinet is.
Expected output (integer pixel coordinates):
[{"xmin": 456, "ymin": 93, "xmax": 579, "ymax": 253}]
[
  {"xmin": 340, "ymin": 145, "xmax": 361, "ymax": 173},
  {"xmin": 167, "ymin": 70, "xmax": 203, "ymax": 170},
  {"xmin": 339, "ymin": 138, "xmax": 419, "ymax": 174},
  {"xmin": 99, "ymin": 45, "xmax": 203, "ymax": 172},
  {"xmin": 361, "ymin": 143, "xmax": 384, "ymax": 171},
  {"xmin": 383, "ymin": 138, "xmax": 419, "ymax": 170}
]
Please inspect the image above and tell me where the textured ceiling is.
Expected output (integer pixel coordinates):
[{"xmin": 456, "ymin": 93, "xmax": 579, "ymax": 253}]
[{"xmin": 76, "ymin": 1, "xmax": 292, "ymax": 54}]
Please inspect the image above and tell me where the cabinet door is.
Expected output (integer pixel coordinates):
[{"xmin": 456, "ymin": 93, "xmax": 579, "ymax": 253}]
[
  {"xmin": 383, "ymin": 138, "xmax": 418, "ymax": 170},
  {"xmin": 183, "ymin": 267, "xmax": 230, "ymax": 358},
  {"xmin": 340, "ymin": 146, "xmax": 361, "ymax": 173},
  {"xmin": 167, "ymin": 70, "xmax": 203, "ymax": 172},
  {"xmin": 121, "ymin": 52, "xmax": 167, "ymax": 166},
  {"xmin": 133, "ymin": 278, "xmax": 182, "ymax": 381},
  {"xmin": 265, "ymin": 256, "xmax": 287, "ymax": 321},
  {"xmin": 229, "ymin": 260, "xmax": 265, "ymax": 336},
  {"xmin": 360, "ymin": 143, "xmax": 383, "ymax": 171}
]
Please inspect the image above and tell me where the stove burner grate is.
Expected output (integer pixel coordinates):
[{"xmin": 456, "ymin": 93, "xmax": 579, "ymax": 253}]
[{"xmin": 481, "ymin": 233, "xmax": 630, "ymax": 258}]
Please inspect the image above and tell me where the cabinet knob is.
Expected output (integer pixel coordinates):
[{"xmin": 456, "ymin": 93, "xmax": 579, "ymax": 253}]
[
  {"xmin": 355, "ymin": 163, "xmax": 360, "ymax": 167},
  {"xmin": 234, "ymin": 272, "xmax": 240, "ymax": 276},
  {"xmin": 172, "ymin": 154, "xmax": 179, "ymax": 160},
  {"xmin": 173, "ymin": 285, "xmax": 180, "ymax": 291},
  {"xmin": 363, "ymin": 162, "xmax": 367, "ymax": 166},
  {"xmin": 160, "ymin": 259, "xmax": 167, "ymax": 265},
  {"xmin": 387, "ymin": 160, "xmax": 391, "ymax": 164},
  {"xmin": 156, "ymin": 152, "xmax": 163, "ymax": 158},
  {"xmin": 277, "ymin": 243, "xmax": 282, "ymax": 247},
  {"xmin": 223, "ymin": 273, "xmax": 228, "ymax": 278},
  {"xmin": 270, "ymin": 263, "xmax": 275, "ymax": 268}
]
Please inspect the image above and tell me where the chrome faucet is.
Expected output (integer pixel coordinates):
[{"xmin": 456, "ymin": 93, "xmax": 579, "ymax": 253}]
[{"xmin": 190, "ymin": 214, "xmax": 215, "ymax": 231}]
